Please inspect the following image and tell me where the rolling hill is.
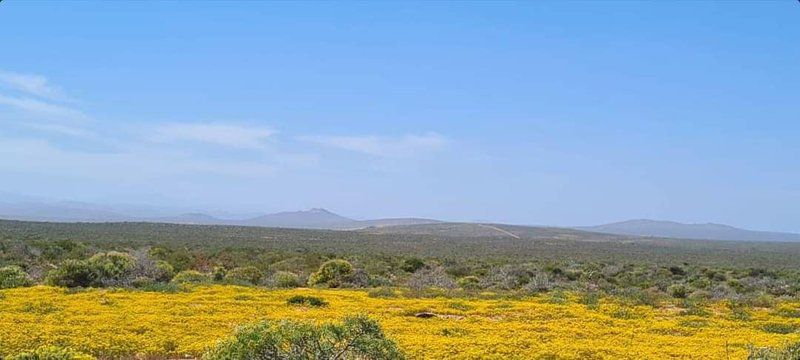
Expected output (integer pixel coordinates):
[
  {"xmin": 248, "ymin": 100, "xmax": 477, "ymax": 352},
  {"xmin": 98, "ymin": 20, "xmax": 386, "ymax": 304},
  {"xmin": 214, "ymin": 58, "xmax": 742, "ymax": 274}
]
[{"xmin": 578, "ymin": 219, "xmax": 800, "ymax": 242}]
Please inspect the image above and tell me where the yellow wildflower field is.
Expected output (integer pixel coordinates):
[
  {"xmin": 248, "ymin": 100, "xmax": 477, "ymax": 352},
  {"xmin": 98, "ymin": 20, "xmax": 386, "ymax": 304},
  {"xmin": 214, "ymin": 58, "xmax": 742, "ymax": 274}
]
[{"xmin": 1, "ymin": 285, "xmax": 799, "ymax": 359}]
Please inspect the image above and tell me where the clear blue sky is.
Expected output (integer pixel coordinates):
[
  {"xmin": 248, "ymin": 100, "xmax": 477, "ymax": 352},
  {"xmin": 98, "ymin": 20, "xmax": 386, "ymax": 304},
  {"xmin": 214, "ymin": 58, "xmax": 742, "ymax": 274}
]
[{"xmin": 1, "ymin": 1, "xmax": 798, "ymax": 231}]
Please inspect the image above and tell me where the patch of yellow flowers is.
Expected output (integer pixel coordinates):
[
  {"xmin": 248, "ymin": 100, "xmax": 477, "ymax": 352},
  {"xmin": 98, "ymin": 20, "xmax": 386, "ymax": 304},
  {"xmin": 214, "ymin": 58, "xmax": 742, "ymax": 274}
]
[{"xmin": 1, "ymin": 286, "xmax": 799, "ymax": 359}]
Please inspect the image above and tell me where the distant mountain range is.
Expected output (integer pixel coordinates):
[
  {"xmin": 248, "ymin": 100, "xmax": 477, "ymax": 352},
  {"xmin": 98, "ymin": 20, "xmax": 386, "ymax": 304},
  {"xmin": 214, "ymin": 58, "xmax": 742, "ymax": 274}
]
[
  {"xmin": 577, "ymin": 219, "xmax": 800, "ymax": 242},
  {"xmin": 1, "ymin": 200, "xmax": 798, "ymax": 242},
  {"xmin": 0, "ymin": 201, "xmax": 440, "ymax": 230}
]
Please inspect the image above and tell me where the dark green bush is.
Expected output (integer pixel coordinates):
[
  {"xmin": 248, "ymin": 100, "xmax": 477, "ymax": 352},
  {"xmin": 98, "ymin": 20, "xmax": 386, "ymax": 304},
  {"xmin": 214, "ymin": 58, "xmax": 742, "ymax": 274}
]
[
  {"xmin": 224, "ymin": 266, "xmax": 263, "ymax": 285},
  {"xmin": 203, "ymin": 315, "xmax": 404, "ymax": 360},
  {"xmin": 748, "ymin": 341, "xmax": 800, "ymax": 360},
  {"xmin": 762, "ymin": 323, "xmax": 800, "ymax": 335},
  {"xmin": 457, "ymin": 276, "xmax": 480, "ymax": 290},
  {"xmin": 153, "ymin": 261, "xmax": 175, "ymax": 282},
  {"xmin": 669, "ymin": 284, "xmax": 689, "ymax": 298},
  {"xmin": 171, "ymin": 270, "xmax": 211, "ymax": 284},
  {"xmin": 0, "ymin": 265, "xmax": 32, "ymax": 289},
  {"xmin": 269, "ymin": 271, "xmax": 301, "ymax": 288},
  {"xmin": 401, "ymin": 258, "xmax": 425, "ymax": 273},
  {"xmin": 307, "ymin": 259, "xmax": 354, "ymax": 288},
  {"xmin": 45, "ymin": 260, "xmax": 100, "ymax": 288},
  {"xmin": 88, "ymin": 251, "xmax": 135, "ymax": 285},
  {"xmin": 286, "ymin": 295, "xmax": 328, "ymax": 307},
  {"xmin": 7, "ymin": 346, "xmax": 95, "ymax": 360}
]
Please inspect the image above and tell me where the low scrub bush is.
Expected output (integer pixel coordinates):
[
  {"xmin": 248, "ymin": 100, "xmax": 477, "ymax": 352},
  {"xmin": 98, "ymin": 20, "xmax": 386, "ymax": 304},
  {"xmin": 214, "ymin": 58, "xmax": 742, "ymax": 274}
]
[
  {"xmin": 268, "ymin": 271, "xmax": 301, "ymax": 288},
  {"xmin": 762, "ymin": 323, "xmax": 800, "ymax": 335},
  {"xmin": 748, "ymin": 341, "xmax": 800, "ymax": 360},
  {"xmin": 45, "ymin": 260, "xmax": 100, "ymax": 288},
  {"xmin": 308, "ymin": 259, "xmax": 354, "ymax": 288},
  {"xmin": 7, "ymin": 346, "xmax": 95, "ymax": 360},
  {"xmin": 0, "ymin": 265, "xmax": 32, "ymax": 289},
  {"xmin": 171, "ymin": 270, "xmax": 211, "ymax": 285},
  {"xmin": 203, "ymin": 315, "xmax": 404, "ymax": 360},
  {"xmin": 88, "ymin": 251, "xmax": 136, "ymax": 286},
  {"xmin": 286, "ymin": 295, "xmax": 328, "ymax": 307},
  {"xmin": 224, "ymin": 266, "xmax": 263, "ymax": 285}
]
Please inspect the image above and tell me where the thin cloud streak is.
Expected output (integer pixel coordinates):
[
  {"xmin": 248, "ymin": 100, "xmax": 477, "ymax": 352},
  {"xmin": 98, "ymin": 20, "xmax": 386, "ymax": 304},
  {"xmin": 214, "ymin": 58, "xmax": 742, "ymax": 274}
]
[
  {"xmin": 300, "ymin": 133, "xmax": 448, "ymax": 158},
  {"xmin": 0, "ymin": 70, "xmax": 66, "ymax": 100},
  {"xmin": 151, "ymin": 123, "xmax": 275, "ymax": 149}
]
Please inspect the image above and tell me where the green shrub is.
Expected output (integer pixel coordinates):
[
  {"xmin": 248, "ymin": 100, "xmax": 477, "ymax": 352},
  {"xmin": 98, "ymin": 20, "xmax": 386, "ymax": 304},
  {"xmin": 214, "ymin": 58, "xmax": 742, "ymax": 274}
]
[
  {"xmin": 669, "ymin": 284, "xmax": 689, "ymax": 299},
  {"xmin": 270, "ymin": 271, "xmax": 301, "ymax": 288},
  {"xmin": 7, "ymin": 346, "xmax": 95, "ymax": 360},
  {"xmin": 46, "ymin": 260, "xmax": 100, "ymax": 288},
  {"xmin": 0, "ymin": 265, "xmax": 32, "ymax": 289},
  {"xmin": 203, "ymin": 315, "xmax": 404, "ymax": 360},
  {"xmin": 224, "ymin": 266, "xmax": 263, "ymax": 285},
  {"xmin": 154, "ymin": 261, "xmax": 175, "ymax": 282},
  {"xmin": 88, "ymin": 251, "xmax": 136, "ymax": 284},
  {"xmin": 762, "ymin": 323, "xmax": 800, "ymax": 335},
  {"xmin": 457, "ymin": 276, "xmax": 480, "ymax": 290},
  {"xmin": 171, "ymin": 270, "xmax": 211, "ymax": 284},
  {"xmin": 307, "ymin": 259, "xmax": 354, "ymax": 288},
  {"xmin": 580, "ymin": 291, "xmax": 601, "ymax": 310},
  {"xmin": 212, "ymin": 266, "xmax": 227, "ymax": 282},
  {"xmin": 401, "ymin": 258, "xmax": 425, "ymax": 273},
  {"xmin": 368, "ymin": 287, "xmax": 398, "ymax": 298},
  {"xmin": 748, "ymin": 341, "xmax": 800, "ymax": 360},
  {"xmin": 286, "ymin": 295, "xmax": 328, "ymax": 307}
]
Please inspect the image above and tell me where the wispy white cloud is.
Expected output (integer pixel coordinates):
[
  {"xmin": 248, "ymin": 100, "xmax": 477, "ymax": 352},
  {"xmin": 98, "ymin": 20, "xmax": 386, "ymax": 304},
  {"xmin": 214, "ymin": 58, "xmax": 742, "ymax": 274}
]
[
  {"xmin": 151, "ymin": 123, "xmax": 275, "ymax": 149},
  {"xmin": 300, "ymin": 133, "xmax": 448, "ymax": 158},
  {"xmin": 0, "ymin": 71, "xmax": 66, "ymax": 100},
  {"xmin": 0, "ymin": 70, "xmax": 91, "ymax": 139},
  {"xmin": 0, "ymin": 94, "xmax": 87, "ymax": 121}
]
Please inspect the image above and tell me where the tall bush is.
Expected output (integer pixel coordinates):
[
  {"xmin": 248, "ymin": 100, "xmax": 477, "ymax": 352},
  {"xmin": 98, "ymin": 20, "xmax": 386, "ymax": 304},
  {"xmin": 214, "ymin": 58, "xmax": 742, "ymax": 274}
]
[{"xmin": 308, "ymin": 259, "xmax": 354, "ymax": 288}]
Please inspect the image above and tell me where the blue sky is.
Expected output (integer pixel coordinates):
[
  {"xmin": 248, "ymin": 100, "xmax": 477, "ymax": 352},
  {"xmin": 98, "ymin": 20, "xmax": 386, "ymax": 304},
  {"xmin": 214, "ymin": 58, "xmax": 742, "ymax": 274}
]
[{"xmin": 0, "ymin": 1, "xmax": 798, "ymax": 231}]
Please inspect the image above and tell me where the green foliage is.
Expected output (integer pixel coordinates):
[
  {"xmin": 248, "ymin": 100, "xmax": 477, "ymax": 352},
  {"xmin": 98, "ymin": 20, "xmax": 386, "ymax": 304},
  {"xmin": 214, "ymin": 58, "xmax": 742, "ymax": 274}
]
[
  {"xmin": 368, "ymin": 287, "xmax": 398, "ymax": 298},
  {"xmin": 171, "ymin": 270, "xmax": 211, "ymax": 285},
  {"xmin": 286, "ymin": 295, "xmax": 328, "ymax": 307},
  {"xmin": 308, "ymin": 259, "xmax": 354, "ymax": 288},
  {"xmin": 457, "ymin": 276, "xmax": 480, "ymax": 290},
  {"xmin": 748, "ymin": 342, "xmax": 800, "ymax": 360},
  {"xmin": 87, "ymin": 251, "xmax": 135, "ymax": 284},
  {"xmin": 224, "ymin": 266, "xmax": 263, "ymax": 285},
  {"xmin": 401, "ymin": 258, "xmax": 425, "ymax": 273},
  {"xmin": 0, "ymin": 265, "xmax": 31, "ymax": 289},
  {"xmin": 270, "ymin": 271, "xmax": 301, "ymax": 288},
  {"xmin": 203, "ymin": 315, "xmax": 404, "ymax": 360},
  {"xmin": 212, "ymin": 266, "xmax": 227, "ymax": 282},
  {"xmin": 154, "ymin": 261, "xmax": 175, "ymax": 282},
  {"xmin": 668, "ymin": 284, "xmax": 689, "ymax": 298},
  {"xmin": 762, "ymin": 323, "xmax": 800, "ymax": 335},
  {"xmin": 45, "ymin": 260, "xmax": 100, "ymax": 288},
  {"xmin": 7, "ymin": 346, "xmax": 95, "ymax": 360}
]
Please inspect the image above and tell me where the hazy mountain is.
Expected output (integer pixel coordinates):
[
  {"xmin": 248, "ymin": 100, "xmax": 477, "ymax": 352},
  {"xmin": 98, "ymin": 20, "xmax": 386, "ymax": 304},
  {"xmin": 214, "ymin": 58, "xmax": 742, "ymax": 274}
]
[
  {"xmin": 578, "ymin": 219, "xmax": 800, "ymax": 242},
  {"xmin": 354, "ymin": 218, "xmax": 442, "ymax": 229},
  {"xmin": 147, "ymin": 213, "xmax": 227, "ymax": 225},
  {"xmin": 240, "ymin": 208, "xmax": 356, "ymax": 229},
  {"xmin": 0, "ymin": 200, "xmax": 440, "ymax": 230}
]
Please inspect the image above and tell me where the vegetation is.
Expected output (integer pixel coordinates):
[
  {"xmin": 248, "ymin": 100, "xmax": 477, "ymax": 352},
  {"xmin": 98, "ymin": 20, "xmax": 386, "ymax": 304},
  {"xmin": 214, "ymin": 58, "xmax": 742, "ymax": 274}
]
[
  {"xmin": 3, "ymin": 219, "xmax": 800, "ymax": 358},
  {"xmin": 286, "ymin": 295, "xmax": 328, "ymax": 307},
  {"xmin": 749, "ymin": 342, "xmax": 800, "ymax": 360},
  {"xmin": 1, "ymin": 285, "xmax": 799, "ymax": 359},
  {"xmin": 203, "ymin": 315, "xmax": 404, "ymax": 360},
  {"xmin": 5, "ymin": 346, "xmax": 94, "ymax": 360},
  {"xmin": 0, "ymin": 265, "xmax": 31, "ymax": 289},
  {"xmin": 308, "ymin": 259, "xmax": 354, "ymax": 288}
]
